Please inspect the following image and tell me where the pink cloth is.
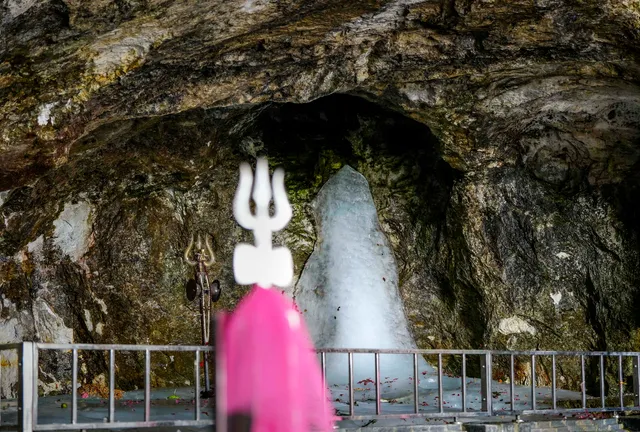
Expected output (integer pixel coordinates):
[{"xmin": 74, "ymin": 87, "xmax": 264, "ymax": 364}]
[{"xmin": 218, "ymin": 285, "xmax": 335, "ymax": 432}]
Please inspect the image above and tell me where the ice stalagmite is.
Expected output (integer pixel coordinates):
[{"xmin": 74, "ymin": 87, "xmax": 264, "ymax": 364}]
[{"xmin": 295, "ymin": 166, "xmax": 441, "ymax": 398}]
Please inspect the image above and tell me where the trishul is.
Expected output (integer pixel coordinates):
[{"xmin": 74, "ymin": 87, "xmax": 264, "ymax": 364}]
[
  {"xmin": 233, "ymin": 157, "xmax": 293, "ymax": 288},
  {"xmin": 183, "ymin": 234, "xmax": 215, "ymax": 268}
]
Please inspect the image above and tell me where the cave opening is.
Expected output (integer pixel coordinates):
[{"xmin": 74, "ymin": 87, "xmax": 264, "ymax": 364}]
[
  {"xmin": 250, "ymin": 93, "xmax": 468, "ymax": 349},
  {"xmin": 253, "ymin": 93, "xmax": 457, "ymax": 234},
  {"xmin": 253, "ymin": 93, "xmax": 485, "ymax": 371}
]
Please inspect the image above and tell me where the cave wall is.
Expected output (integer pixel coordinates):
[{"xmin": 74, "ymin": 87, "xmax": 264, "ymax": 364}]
[
  {"xmin": 2, "ymin": 0, "xmax": 640, "ymax": 397},
  {"xmin": 5, "ymin": 93, "xmax": 639, "ymax": 396}
]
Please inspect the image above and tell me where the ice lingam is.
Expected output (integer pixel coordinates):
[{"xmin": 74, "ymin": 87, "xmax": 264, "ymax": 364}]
[{"xmin": 294, "ymin": 166, "xmax": 582, "ymax": 412}]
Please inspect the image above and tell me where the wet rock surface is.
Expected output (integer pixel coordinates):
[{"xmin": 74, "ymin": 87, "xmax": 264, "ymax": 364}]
[{"xmin": 1, "ymin": 0, "xmax": 640, "ymax": 397}]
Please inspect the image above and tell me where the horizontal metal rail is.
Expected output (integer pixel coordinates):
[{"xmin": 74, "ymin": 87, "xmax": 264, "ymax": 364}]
[
  {"xmin": 316, "ymin": 348, "xmax": 640, "ymax": 421},
  {"xmin": 30, "ymin": 420, "xmax": 216, "ymax": 430},
  {"xmin": 35, "ymin": 343, "xmax": 214, "ymax": 352},
  {"xmin": 318, "ymin": 348, "xmax": 640, "ymax": 356}
]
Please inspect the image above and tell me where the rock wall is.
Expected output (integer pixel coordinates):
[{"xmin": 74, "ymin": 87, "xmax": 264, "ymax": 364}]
[{"xmin": 1, "ymin": 0, "xmax": 640, "ymax": 398}]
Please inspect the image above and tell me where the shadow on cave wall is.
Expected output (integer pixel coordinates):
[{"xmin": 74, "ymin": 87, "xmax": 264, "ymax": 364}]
[{"xmin": 601, "ymin": 158, "xmax": 640, "ymax": 335}]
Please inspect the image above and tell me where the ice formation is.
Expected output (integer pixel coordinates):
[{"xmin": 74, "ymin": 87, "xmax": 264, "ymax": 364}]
[
  {"xmin": 294, "ymin": 166, "xmax": 582, "ymax": 411},
  {"xmin": 295, "ymin": 166, "xmax": 447, "ymax": 397},
  {"xmin": 52, "ymin": 201, "xmax": 94, "ymax": 262}
]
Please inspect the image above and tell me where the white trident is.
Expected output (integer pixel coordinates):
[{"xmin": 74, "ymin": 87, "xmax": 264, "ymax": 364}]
[{"xmin": 232, "ymin": 157, "xmax": 293, "ymax": 288}]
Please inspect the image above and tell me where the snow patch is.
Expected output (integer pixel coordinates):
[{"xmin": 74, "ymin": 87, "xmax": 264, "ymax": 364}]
[
  {"xmin": 33, "ymin": 299, "xmax": 73, "ymax": 344},
  {"xmin": 498, "ymin": 316, "xmax": 536, "ymax": 336},
  {"xmin": 27, "ymin": 235, "xmax": 44, "ymax": 260},
  {"xmin": 95, "ymin": 298, "xmax": 108, "ymax": 314},
  {"xmin": 5, "ymin": 0, "xmax": 41, "ymax": 20},
  {"xmin": 556, "ymin": 251, "xmax": 570, "ymax": 259},
  {"xmin": 401, "ymin": 84, "xmax": 438, "ymax": 106},
  {"xmin": 37, "ymin": 103, "xmax": 57, "ymax": 126},
  {"xmin": 0, "ymin": 190, "xmax": 10, "ymax": 207},
  {"xmin": 242, "ymin": 0, "xmax": 266, "ymax": 12},
  {"xmin": 84, "ymin": 309, "xmax": 93, "ymax": 332},
  {"xmin": 52, "ymin": 202, "xmax": 94, "ymax": 262},
  {"xmin": 550, "ymin": 292, "xmax": 562, "ymax": 305},
  {"xmin": 96, "ymin": 322, "xmax": 104, "ymax": 335}
]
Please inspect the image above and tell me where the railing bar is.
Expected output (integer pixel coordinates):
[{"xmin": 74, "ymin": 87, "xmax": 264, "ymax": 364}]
[
  {"xmin": 600, "ymin": 354, "xmax": 605, "ymax": 408},
  {"xmin": 144, "ymin": 349, "xmax": 151, "ymax": 422},
  {"xmin": 18, "ymin": 343, "xmax": 32, "ymax": 431},
  {"xmin": 195, "ymin": 350, "xmax": 200, "ymax": 421},
  {"xmin": 348, "ymin": 353, "xmax": 354, "ymax": 417},
  {"xmin": 315, "ymin": 348, "xmax": 640, "ymax": 356},
  {"xmin": 634, "ymin": 355, "xmax": 640, "ymax": 408},
  {"xmin": 461, "ymin": 353, "xmax": 467, "ymax": 413},
  {"xmin": 109, "ymin": 349, "xmax": 115, "ymax": 423},
  {"xmin": 0, "ymin": 351, "xmax": 2, "ymax": 426},
  {"xmin": 619, "ymin": 354, "xmax": 624, "ymax": 409},
  {"xmin": 375, "ymin": 353, "xmax": 381, "ymax": 416},
  {"xmin": 552, "ymin": 354, "xmax": 557, "ymax": 411},
  {"xmin": 214, "ymin": 314, "xmax": 225, "ymax": 432},
  {"xmin": 71, "ymin": 349, "xmax": 78, "ymax": 424},
  {"xmin": 531, "ymin": 354, "xmax": 536, "ymax": 411},
  {"xmin": 438, "ymin": 353, "xmax": 444, "ymax": 413},
  {"xmin": 413, "ymin": 353, "xmax": 419, "ymax": 414},
  {"xmin": 510, "ymin": 354, "xmax": 515, "ymax": 411},
  {"xmin": 333, "ymin": 406, "xmax": 637, "ymax": 421},
  {"xmin": 32, "ymin": 344, "xmax": 39, "ymax": 427},
  {"xmin": 480, "ymin": 353, "xmax": 492, "ymax": 415},
  {"xmin": 581, "ymin": 355, "xmax": 586, "ymax": 409},
  {"xmin": 35, "ymin": 343, "xmax": 215, "ymax": 351}
]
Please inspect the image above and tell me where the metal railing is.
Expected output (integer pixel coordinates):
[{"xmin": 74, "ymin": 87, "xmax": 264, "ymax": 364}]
[
  {"xmin": 0, "ymin": 342, "xmax": 215, "ymax": 432},
  {"xmin": 317, "ymin": 348, "xmax": 640, "ymax": 422},
  {"xmin": 2, "ymin": 344, "xmax": 640, "ymax": 430}
]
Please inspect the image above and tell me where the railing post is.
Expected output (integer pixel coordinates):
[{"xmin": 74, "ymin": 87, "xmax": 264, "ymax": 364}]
[
  {"xmin": 480, "ymin": 352, "xmax": 492, "ymax": 415},
  {"xmin": 108, "ymin": 349, "xmax": 115, "ymax": 423},
  {"xmin": 375, "ymin": 353, "xmax": 381, "ymax": 415},
  {"xmin": 461, "ymin": 353, "xmax": 467, "ymax": 413},
  {"xmin": 413, "ymin": 353, "xmax": 419, "ymax": 414},
  {"xmin": 18, "ymin": 342, "xmax": 35, "ymax": 432},
  {"xmin": 633, "ymin": 355, "xmax": 640, "ymax": 407},
  {"xmin": 348, "ymin": 353, "xmax": 354, "ymax": 417}
]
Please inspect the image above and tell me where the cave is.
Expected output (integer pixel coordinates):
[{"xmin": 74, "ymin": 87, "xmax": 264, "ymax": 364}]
[{"xmin": 2, "ymin": 0, "xmax": 640, "ymax": 402}]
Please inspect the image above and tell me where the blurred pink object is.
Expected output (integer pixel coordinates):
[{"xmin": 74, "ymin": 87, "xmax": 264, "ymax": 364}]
[{"xmin": 218, "ymin": 285, "xmax": 335, "ymax": 432}]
